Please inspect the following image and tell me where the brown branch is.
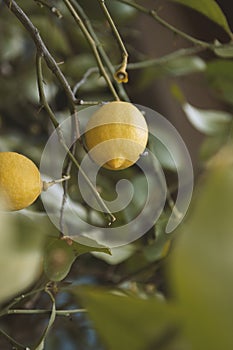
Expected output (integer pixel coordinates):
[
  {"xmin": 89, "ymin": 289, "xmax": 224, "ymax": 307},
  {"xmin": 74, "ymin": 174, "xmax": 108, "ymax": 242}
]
[
  {"xmin": 63, "ymin": 0, "xmax": 120, "ymax": 101},
  {"xmin": 3, "ymin": 0, "xmax": 84, "ymax": 231}
]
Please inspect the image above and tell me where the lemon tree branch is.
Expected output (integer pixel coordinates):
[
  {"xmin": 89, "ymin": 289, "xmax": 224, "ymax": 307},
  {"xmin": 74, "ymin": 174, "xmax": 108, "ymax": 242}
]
[
  {"xmin": 98, "ymin": 0, "xmax": 129, "ymax": 83},
  {"xmin": 36, "ymin": 53, "xmax": 78, "ymax": 233},
  {"xmin": 116, "ymin": 1, "xmax": 233, "ymax": 56},
  {"xmin": 2, "ymin": 0, "xmax": 116, "ymax": 226},
  {"xmin": 36, "ymin": 54, "xmax": 116, "ymax": 225},
  {"xmin": 36, "ymin": 55, "xmax": 59, "ymax": 128},
  {"xmin": 70, "ymin": 0, "xmax": 130, "ymax": 101},
  {"xmin": 34, "ymin": 0, "xmax": 63, "ymax": 18},
  {"xmin": 0, "ymin": 286, "xmax": 45, "ymax": 318},
  {"xmin": 63, "ymin": 0, "xmax": 120, "ymax": 101},
  {"xmin": 127, "ymin": 46, "xmax": 205, "ymax": 70},
  {"xmin": 3, "ymin": 0, "xmax": 78, "ymax": 104},
  {"xmin": 0, "ymin": 328, "xmax": 27, "ymax": 350},
  {"xmin": 29, "ymin": 1, "xmax": 80, "ymax": 230},
  {"xmin": 116, "ymin": 0, "xmax": 211, "ymax": 48},
  {"xmin": 7, "ymin": 308, "xmax": 86, "ymax": 316}
]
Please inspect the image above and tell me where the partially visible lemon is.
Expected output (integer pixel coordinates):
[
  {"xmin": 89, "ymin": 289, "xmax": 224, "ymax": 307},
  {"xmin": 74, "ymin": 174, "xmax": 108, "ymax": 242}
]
[
  {"xmin": 85, "ymin": 101, "xmax": 148, "ymax": 170},
  {"xmin": 0, "ymin": 152, "xmax": 42, "ymax": 211}
]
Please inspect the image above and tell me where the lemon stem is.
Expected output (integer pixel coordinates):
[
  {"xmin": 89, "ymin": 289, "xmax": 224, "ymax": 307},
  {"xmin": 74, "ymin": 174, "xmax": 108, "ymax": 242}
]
[{"xmin": 42, "ymin": 175, "xmax": 71, "ymax": 192}]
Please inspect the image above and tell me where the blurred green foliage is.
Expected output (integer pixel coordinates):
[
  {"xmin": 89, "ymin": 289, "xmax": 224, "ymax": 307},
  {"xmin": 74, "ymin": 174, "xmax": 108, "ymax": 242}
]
[{"xmin": 1, "ymin": 0, "xmax": 233, "ymax": 349}]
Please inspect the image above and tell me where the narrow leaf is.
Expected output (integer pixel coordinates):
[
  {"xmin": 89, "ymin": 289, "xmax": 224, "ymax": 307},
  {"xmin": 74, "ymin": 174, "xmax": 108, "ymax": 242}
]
[
  {"xmin": 213, "ymin": 41, "xmax": 233, "ymax": 58},
  {"xmin": 182, "ymin": 102, "xmax": 231, "ymax": 135},
  {"xmin": 162, "ymin": 56, "xmax": 206, "ymax": 76},
  {"xmin": 92, "ymin": 244, "xmax": 135, "ymax": 265},
  {"xmin": 71, "ymin": 237, "xmax": 111, "ymax": 256},
  {"xmin": 171, "ymin": 0, "xmax": 232, "ymax": 35}
]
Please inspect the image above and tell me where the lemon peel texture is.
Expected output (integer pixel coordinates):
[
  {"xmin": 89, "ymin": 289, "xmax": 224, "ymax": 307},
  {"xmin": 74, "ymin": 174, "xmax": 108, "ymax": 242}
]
[
  {"xmin": 85, "ymin": 101, "xmax": 148, "ymax": 170},
  {"xmin": 0, "ymin": 152, "xmax": 42, "ymax": 211}
]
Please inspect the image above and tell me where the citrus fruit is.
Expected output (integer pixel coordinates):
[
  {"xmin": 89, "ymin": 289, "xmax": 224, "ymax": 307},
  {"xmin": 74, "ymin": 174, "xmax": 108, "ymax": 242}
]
[
  {"xmin": 85, "ymin": 101, "xmax": 148, "ymax": 170},
  {"xmin": 0, "ymin": 152, "xmax": 42, "ymax": 211}
]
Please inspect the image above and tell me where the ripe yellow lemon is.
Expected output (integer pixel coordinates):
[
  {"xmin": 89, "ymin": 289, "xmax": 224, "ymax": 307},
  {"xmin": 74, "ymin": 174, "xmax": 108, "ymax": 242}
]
[
  {"xmin": 85, "ymin": 101, "xmax": 148, "ymax": 170},
  {"xmin": 0, "ymin": 152, "xmax": 42, "ymax": 211}
]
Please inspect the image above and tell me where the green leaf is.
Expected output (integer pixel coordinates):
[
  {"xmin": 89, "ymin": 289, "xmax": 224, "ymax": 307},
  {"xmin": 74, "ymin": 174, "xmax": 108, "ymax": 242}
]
[
  {"xmin": 92, "ymin": 244, "xmax": 135, "ymax": 265},
  {"xmin": 35, "ymin": 291, "xmax": 56, "ymax": 350},
  {"xmin": 44, "ymin": 237, "xmax": 111, "ymax": 281},
  {"xmin": 182, "ymin": 102, "xmax": 232, "ymax": 135},
  {"xmin": 169, "ymin": 144, "xmax": 233, "ymax": 350},
  {"xmin": 213, "ymin": 41, "xmax": 233, "ymax": 58},
  {"xmin": 137, "ymin": 56, "xmax": 205, "ymax": 89},
  {"xmin": 171, "ymin": 0, "xmax": 232, "ymax": 35},
  {"xmin": 206, "ymin": 60, "xmax": 233, "ymax": 105},
  {"xmin": 70, "ymin": 236, "xmax": 111, "ymax": 255},
  {"xmin": 161, "ymin": 56, "xmax": 206, "ymax": 76},
  {"xmin": 44, "ymin": 238, "xmax": 77, "ymax": 282},
  {"xmin": 75, "ymin": 288, "xmax": 181, "ymax": 350}
]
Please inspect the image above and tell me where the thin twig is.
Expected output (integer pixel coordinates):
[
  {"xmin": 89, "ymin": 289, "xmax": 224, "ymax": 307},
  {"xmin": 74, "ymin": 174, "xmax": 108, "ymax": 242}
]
[
  {"xmin": 5, "ymin": 3, "xmax": 80, "ymax": 234},
  {"xmin": 63, "ymin": 0, "xmax": 120, "ymax": 101},
  {"xmin": 36, "ymin": 54, "xmax": 116, "ymax": 224},
  {"xmin": 34, "ymin": 0, "xmax": 63, "ymax": 18},
  {"xmin": 71, "ymin": 0, "xmax": 130, "ymax": 101},
  {"xmin": 7, "ymin": 308, "xmax": 87, "ymax": 316},
  {"xmin": 73, "ymin": 67, "xmax": 97, "ymax": 95},
  {"xmin": 36, "ymin": 54, "xmax": 59, "ymax": 128},
  {"xmin": 25, "ymin": 0, "xmax": 80, "ymax": 231},
  {"xmin": 3, "ymin": 0, "xmax": 77, "ymax": 104},
  {"xmin": 98, "ymin": 0, "xmax": 129, "ymax": 83},
  {"xmin": 59, "ymin": 138, "xmax": 116, "ymax": 224},
  {"xmin": 36, "ymin": 53, "xmax": 73, "ymax": 233},
  {"xmin": 29, "ymin": 0, "xmax": 80, "ymax": 232},
  {"xmin": 78, "ymin": 99, "xmax": 104, "ymax": 105},
  {"xmin": 73, "ymin": 45, "xmax": 203, "ymax": 84},
  {"xmin": 0, "ymin": 328, "xmax": 27, "ymax": 350},
  {"xmin": 127, "ymin": 46, "xmax": 205, "ymax": 70},
  {"xmin": 59, "ymin": 114, "xmax": 80, "ymax": 235},
  {"xmin": 0, "ymin": 287, "xmax": 45, "ymax": 318},
  {"xmin": 116, "ymin": 0, "xmax": 211, "ymax": 48}
]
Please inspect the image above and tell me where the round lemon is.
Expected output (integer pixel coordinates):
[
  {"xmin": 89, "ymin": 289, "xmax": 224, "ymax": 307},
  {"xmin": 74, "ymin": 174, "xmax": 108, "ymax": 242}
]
[
  {"xmin": 0, "ymin": 152, "xmax": 42, "ymax": 211},
  {"xmin": 85, "ymin": 101, "xmax": 148, "ymax": 170}
]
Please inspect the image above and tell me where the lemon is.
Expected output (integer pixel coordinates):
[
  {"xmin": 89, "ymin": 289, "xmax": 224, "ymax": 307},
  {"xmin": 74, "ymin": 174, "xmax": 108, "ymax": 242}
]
[
  {"xmin": 85, "ymin": 101, "xmax": 148, "ymax": 170},
  {"xmin": 0, "ymin": 152, "xmax": 42, "ymax": 211}
]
